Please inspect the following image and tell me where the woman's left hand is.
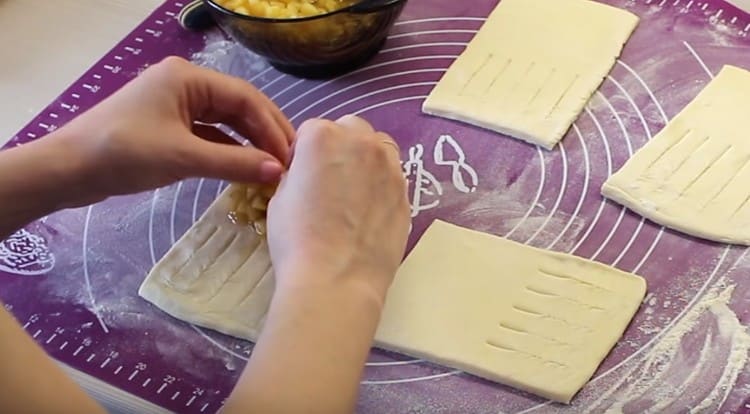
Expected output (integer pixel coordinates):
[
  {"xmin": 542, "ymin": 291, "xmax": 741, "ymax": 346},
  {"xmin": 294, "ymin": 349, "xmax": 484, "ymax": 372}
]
[{"xmin": 46, "ymin": 56, "xmax": 294, "ymax": 206}]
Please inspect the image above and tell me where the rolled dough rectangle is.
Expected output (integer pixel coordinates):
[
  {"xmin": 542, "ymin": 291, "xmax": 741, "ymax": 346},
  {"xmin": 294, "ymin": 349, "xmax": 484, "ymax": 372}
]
[
  {"xmin": 139, "ymin": 185, "xmax": 272, "ymax": 342},
  {"xmin": 422, "ymin": 0, "xmax": 639, "ymax": 149},
  {"xmin": 602, "ymin": 65, "xmax": 750, "ymax": 245},
  {"xmin": 375, "ymin": 220, "xmax": 646, "ymax": 403},
  {"xmin": 139, "ymin": 196, "xmax": 645, "ymax": 403}
]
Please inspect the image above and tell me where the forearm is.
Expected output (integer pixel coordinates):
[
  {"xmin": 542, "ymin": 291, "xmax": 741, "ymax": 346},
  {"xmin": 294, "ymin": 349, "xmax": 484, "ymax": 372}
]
[
  {"xmin": 0, "ymin": 133, "xmax": 92, "ymax": 239},
  {"xmin": 0, "ymin": 140, "xmax": 106, "ymax": 412},
  {"xmin": 223, "ymin": 273, "xmax": 384, "ymax": 414},
  {"xmin": 0, "ymin": 306, "xmax": 106, "ymax": 413}
]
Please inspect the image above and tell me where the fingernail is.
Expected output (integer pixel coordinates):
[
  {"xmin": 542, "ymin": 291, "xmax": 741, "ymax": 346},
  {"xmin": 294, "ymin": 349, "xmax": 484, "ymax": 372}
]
[{"xmin": 260, "ymin": 160, "xmax": 283, "ymax": 182}]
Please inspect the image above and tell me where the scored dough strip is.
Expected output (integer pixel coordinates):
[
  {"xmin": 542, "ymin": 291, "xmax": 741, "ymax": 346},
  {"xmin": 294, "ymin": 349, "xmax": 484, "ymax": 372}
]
[
  {"xmin": 139, "ymin": 185, "xmax": 274, "ymax": 341},
  {"xmin": 603, "ymin": 65, "xmax": 750, "ymax": 245},
  {"xmin": 375, "ymin": 220, "xmax": 646, "ymax": 403},
  {"xmin": 422, "ymin": 0, "xmax": 639, "ymax": 149},
  {"xmin": 140, "ymin": 194, "xmax": 647, "ymax": 404}
]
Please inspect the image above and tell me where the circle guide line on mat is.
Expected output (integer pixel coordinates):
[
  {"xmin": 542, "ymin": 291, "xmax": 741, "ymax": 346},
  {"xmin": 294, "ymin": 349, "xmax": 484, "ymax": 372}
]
[
  {"xmin": 293, "ymin": 68, "xmax": 445, "ymax": 120},
  {"xmin": 394, "ymin": 17, "xmax": 486, "ymax": 26},
  {"xmin": 547, "ymin": 125, "xmax": 591, "ymax": 251},
  {"xmin": 683, "ymin": 40, "xmax": 715, "ymax": 79},
  {"xmin": 589, "ymin": 91, "xmax": 635, "ymax": 263},
  {"xmin": 568, "ymin": 108, "xmax": 614, "ymax": 254},
  {"xmin": 318, "ymin": 82, "xmax": 436, "ymax": 119},
  {"xmin": 283, "ymin": 55, "xmax": 459, "ymax": 120},
  {"xmin": 504, "ymin": 147, "xmax": 547, "ymax": 240},
  {"xmin": 525, "ymin": 142, "xmax": 568, "ymax": 246},
  {"xmin": 82, "ymin": 205, "xmax": 110, "ymax": 334},
  {"xmin": 169, "ymin": 182, "xmax": 183, "ymax": 245},
  {"xmin": 604, "ymin": 75, "xmax": 656, "ymax": 269}
]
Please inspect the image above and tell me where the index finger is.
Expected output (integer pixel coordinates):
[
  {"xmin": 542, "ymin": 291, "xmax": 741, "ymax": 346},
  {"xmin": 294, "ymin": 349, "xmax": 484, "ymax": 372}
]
[{"xmin": 182, "ymin": 62, "xmax": 294, "ymax": 162}]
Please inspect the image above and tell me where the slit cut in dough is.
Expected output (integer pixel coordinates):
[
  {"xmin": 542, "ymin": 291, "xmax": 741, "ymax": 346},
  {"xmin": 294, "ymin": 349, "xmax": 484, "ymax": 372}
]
[
  {"xmin": 375, "ymin": 220, "xmax": 646, "ymax": 403},
  {"xmin": 602, "ymin": 65, "xmax": 750, "ymax": 245},
  {"xmin": 139, "ymin": 186, "xmax": 274, "ymax": 341},
  {"xmin": 139, "ymin": 199, "xmax": 645, "ymax": 403},
  {"xmin": 422, "ymin": 0, "xmax": 639, "ymax": 149}
]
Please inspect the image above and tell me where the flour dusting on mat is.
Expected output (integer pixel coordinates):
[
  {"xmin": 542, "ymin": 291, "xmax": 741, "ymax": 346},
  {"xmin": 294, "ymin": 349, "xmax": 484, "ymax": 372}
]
[
  {"xmin": 542, "ymin": 280, "xmax": 750, "ymax": 413},
  {"xmin": 191, "ymin": 31, "xmax": 269, "ymax": 79}
]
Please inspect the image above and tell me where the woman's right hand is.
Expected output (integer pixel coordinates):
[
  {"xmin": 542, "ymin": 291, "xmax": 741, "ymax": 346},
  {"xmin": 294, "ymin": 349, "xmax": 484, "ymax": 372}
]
[
  {"xmin": 233, "ymin": 117, "xmax": 410, "ymax": 414},
  {"xmin": 267, "ymin": 115, "xmax": 410, "ymax": 303}
]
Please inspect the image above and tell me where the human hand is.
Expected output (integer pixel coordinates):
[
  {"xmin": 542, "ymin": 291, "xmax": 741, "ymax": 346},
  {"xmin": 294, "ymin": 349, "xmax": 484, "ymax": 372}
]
[
  {"xmin": 231, "ymin": 117, "xmax": 408, "ymax": 413},
  {"xmin": 267, "ymin": 115, "xmax": 410, "ymax": 302},
  {"xmin": 46, "ymin": 56, "xmax": 293, "ymax": 207}
]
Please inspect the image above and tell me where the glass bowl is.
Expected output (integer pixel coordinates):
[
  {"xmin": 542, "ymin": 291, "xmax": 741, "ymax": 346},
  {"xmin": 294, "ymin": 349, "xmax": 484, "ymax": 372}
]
[{"xmin": 203, "ymin": 0, "xmax": 408, "ymax": 78}]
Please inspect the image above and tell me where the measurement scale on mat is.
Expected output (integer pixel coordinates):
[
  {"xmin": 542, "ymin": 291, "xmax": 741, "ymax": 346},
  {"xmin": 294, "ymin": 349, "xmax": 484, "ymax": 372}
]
[
  {"xmin": 6, "ymin": 0, "xmax": 750, "ymax": 413},
  {"xmin": 4, "ymin": 2, "xmax": 229, "ymax": 412}
]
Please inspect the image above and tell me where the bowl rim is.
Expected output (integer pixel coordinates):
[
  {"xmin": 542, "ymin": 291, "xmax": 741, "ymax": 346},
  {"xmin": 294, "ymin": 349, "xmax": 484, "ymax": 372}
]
[{"xmin": 204, "ymin": 0, "xmax": 404, "ymax": 23}]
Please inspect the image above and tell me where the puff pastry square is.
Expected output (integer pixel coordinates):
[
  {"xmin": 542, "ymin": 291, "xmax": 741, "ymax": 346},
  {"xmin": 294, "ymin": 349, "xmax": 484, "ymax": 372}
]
[
  {"xmin": 375, "ymin": 220, "xmax": 646, "ymax": 403},
  {"xmin": 139, "ymin": 187, "xmax": 272, "ymax": 341},
  {"xmin": 423, "ymin": 0, "xmax": 638, "ymax": 149},
  {"xmin": 603, "ymin": 66, "xmax": 750, "ymax": 245}
]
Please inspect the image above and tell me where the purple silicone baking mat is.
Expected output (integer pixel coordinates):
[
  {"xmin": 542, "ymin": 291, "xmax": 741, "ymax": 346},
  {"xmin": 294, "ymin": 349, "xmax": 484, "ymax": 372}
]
[{"xmin": 5, "ymin": 0, "xmax": 750, "ymax": 412}]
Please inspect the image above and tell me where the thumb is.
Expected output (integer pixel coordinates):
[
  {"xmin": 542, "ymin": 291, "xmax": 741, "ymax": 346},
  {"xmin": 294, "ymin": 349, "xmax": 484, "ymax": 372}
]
[{"xmin": 184, "ymin": 138, "xmax": 284, "ymax": 184}]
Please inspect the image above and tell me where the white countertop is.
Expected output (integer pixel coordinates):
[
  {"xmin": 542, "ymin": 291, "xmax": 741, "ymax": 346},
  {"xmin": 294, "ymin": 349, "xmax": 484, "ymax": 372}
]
[
  {"xmin": 0, "ymin": 0, "xmax": 161, "ymax": 145},
  {"xmin": 729, "ymin": 0, "xmax": 750, "ymax": 12}
]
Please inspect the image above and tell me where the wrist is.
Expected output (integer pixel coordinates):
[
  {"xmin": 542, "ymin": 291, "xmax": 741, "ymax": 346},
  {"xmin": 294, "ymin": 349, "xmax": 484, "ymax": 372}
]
[
  {"xmin": 38, "ymin": 129, "xmax": 106, "ymax": 209},
  {"xmin": 275, "ymin": 262, "xmax": 390, "ymax": 311},
  {"xmin": 3, "ymin": 134, "xmax": 100, "ymax": 214},
  {"xmin": 0, "ymin": 132, "xmax": 99, "ymax": 238}
]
